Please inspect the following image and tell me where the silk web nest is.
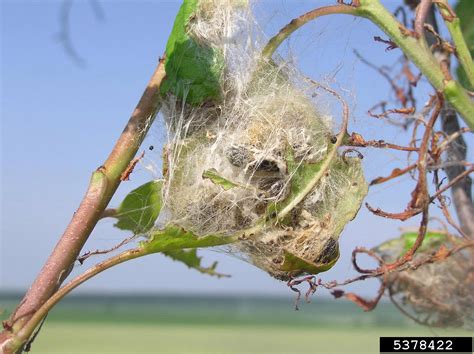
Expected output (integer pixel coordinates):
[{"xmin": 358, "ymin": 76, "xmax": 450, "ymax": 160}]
[
  {"xmin": 374, "ymin": 236, "xmax": 474, "ymax": 330},
  {"xmin": 158, "ymin": 0, "xmax": 368, "ymax": 281}
]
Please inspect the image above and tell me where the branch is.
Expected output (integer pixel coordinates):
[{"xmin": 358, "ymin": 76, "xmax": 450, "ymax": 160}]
[
  {"xmin": 414, "ymin": 0, "xmax": 432, "ymax": 38},
  {"xmin": 261, "ymin": 4, "xmax": 359, "ymax": 59},
  {"xmin": 1, "ymin": 56, "xmax": 167, "ymax": 351},
  {"xmin": 13, "ymin": 247, "xmax": 149, "ymax": 348},
  {"xmin": 439, "ymin": 107, "xmax": 474, "ymax": 237},
  {"xmin": 435, "ymin": 0, "xmax": 474, "ymax": 88},
  {"xmin": 430, "ymin": 167, "xmax": 474, "ymax": 203},
  {"xmin": 423, "ymin": 4, "xmax": 474, "ymax": 237},
  {"xmin": 262, "ymin": 0, "xmax": 474, "ymax": 129},
  {"xmin": 358, "ymin": 0, "xmax": 474, "ymax": 129}
]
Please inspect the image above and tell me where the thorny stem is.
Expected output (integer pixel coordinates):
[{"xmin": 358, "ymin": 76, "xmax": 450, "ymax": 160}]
[{"xmin": 0, "ymin": 57, "xmax": 167, "ymax": 353}]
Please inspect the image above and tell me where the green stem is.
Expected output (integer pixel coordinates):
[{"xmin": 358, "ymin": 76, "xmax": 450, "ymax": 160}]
[
  {"xmin": 358, "ymin": 0, "xmax": 474, "ymax": 129},
  {"xmin": 262, "ymin": 4, "xmax": 359, "ymax": 59},
  {"xmin": 357, "ymin": 0, "xmax": 444, "ymax": 88},
  {"xmin": 435, "ymin": 0, "xmax": 474, "ymax": 88},
  {"xmin": 262, "ymin": 0, "xmax": 474, "ymax": 130}
]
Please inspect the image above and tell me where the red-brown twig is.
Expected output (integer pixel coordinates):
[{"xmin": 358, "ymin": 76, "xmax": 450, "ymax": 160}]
[
  {"xmin": 430, "ymin": 167, "xmax": 474, "ymax": 203},
  {"xmin": 121, "ymin": 150, "xmax": 145, "ymax": 181},
  {"xmin": 287, "ymin": 275, "xmax": 317, "ymax": 310},
  {"xmin": 370, "ymin": 164, "xmax": 417, "ymax": 186},
  {"xmin": 347, "ymin": 132, "xmax": 419, "ymax": 152},
  {"xmin": 374, "ymin": 36, "xmax": 398, "ymax": 51},
  {"xmin": 365, "ymin": 203, "xmax": 421, "ymax": 221},
  {"xmin": 414, "ymin": 0, "xmax": 433, "ymax": 38},
  {"xmin": 332, "ymin": 279, "xmax": 386, "ymax": 312},
  {"xmin": 368, "ymin": 107, "xmax": 415, "ymax": 119},
  {"xmin": 354, "ymin": 49, "xmax": 409, "ymax": 107},
  {"xmin": 77, "ymin": 234, "xmax": 138, "ymax": 264},
  {"xmin": 402, "ymin": 60, "xmax": 422, "ymax": 87}
]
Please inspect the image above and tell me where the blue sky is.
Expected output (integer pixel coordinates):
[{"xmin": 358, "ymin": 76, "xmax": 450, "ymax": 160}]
[{"xmin": 1, "ymin": 0, "xmax": 470, "ymax": 299}]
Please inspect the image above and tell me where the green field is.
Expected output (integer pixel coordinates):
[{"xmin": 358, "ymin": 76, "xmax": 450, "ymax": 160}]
[{"xmin": 1, "ymin": 293, "xmax": 470, "ymax": 354}]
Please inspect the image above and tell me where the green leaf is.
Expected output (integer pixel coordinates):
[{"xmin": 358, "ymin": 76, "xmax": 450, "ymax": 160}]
[
  {"xmin": 330, "ymin": 158, "xmax": 369, "ymax": 236},
  {"xmin": 275, "ymin": 157, "xmax": 366, "ymax": 276},
  {"xmin": 374, "ymin": 231, "xmax": 450, "ymax": 262},
  {"xmin": 160, "ymin": 0, "xmax": 223, "ymax": 105},
  {"xmin": 267, "ymin": 146, "xmax": 368, "ymax": 229},
  {"xmin": 402, "ymin": 231, "xmax": 447, "ymax": 252},
  {"xmin": 455, "ymin": 0, "xmax": 474, "ymax": 90},
  {"xmin": 163, "ymin": 249, "xmax": 230, "ymax": 278},
  {"xmin": 266, "ymin": 147, "xmax": 324, "ymax": 222},
  {"xmin": 114, "ymin": 180, "xmax": 163, "ymax": 234},
  {"xmin": 280, "ymin": 249, "xmax": 339, "ymax": 276},
  {"xmin": 141, "ymin": 224, "xmax": 234, "ymax": 253},
  {"xmin": 202, "ymin": 168, "xmax": 239, "ymax": 190}
]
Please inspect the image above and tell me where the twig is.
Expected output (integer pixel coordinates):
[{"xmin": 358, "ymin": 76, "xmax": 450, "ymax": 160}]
[
  {"xmin": 370, "ymin": 164, "xmax": 417, "ymax": 186},
  {"xmin": 56, "ymin": 0, "xmax": 86, "ymax": 66},
  {"xmin": 347, "ymin": 132, "xmax": 419, "ymax": 152},
  {"xmin": 429, "ymin": 167, "xmax": 474, "ymax": 203},
  {"xmin": 23, "ymin": 315, "xmax": 47, "ymax": 352},
  {"xmin": 351, "ymin": 247, "xmax": 384, "ymax": 274},
  {"xmin": 368, "ymin": 107, "xmax": 415, "ymax": 119},
  {"xmin": 333, "ymin": 279, "xmax": 386, "ymax": 311},
  {"xmin": 121, "ymin": 151, "xmax": 145, "ymax": 181},
  {"xmin": 408, "ymin": 94, "xmax": 443, "ymax": 210},
  {"xmin": 100, "ymin": 208, "xmax": 118, "ymax": 219},
  {"xmin": 414, "ymin": 0, "xmax": 433, "ymax": 38},
  {"xmin": 287, "ymin": 275, "xmax": 317, "ymax": 310},
  {"xmin": 262, "ymin": 4, "xmax": 359, "ymax": 59},
  {"xmin": 423, "ymin": 4, "xmax": 474, "ymax": 237},
  {"xmin": 77, "ymin": 234, "xmax": 137, "ymax": 264},
  {"xmin": 436, "ymin": 127, "xmax": 471, "ymax": 154},
  {"xmin": 354, "ymin": 49, "xmax": 409, "ymax": 107},
  {"xmin": 384, "ymin": 208, "xmax": 430, "ymax": 271},
  {"xmin": 434, "ymin": 0, "xmax": 474, "ymax": 87},
  {"xmin": 374, "ymin": 36, "xmax": 398, "ymax": 51},
  {"xmin": 15, "ymin": 247, "xmax": 149, "ymax": 346},
  {"xmin": 433, "ymin": 170, "xmax": 469, "ymax": 239}
]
